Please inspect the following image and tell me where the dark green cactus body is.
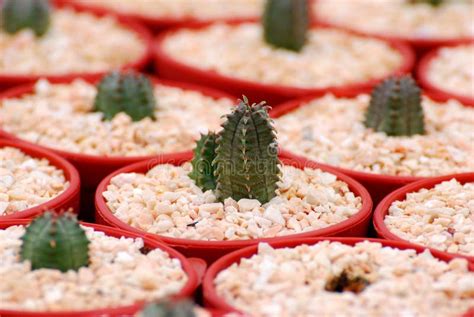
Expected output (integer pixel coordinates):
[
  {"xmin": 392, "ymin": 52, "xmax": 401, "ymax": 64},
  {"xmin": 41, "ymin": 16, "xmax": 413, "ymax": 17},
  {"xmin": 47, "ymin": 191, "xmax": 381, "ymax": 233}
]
[
  {"xmin": 263, "ymin": 0, "xmax": 309, "ymax": 52},
  {"xmin": 20, "ymin": 212, "xmax": 90, "ymax": 272},
  {"xmin": 141, "ymin": 301, "xmax": 196, "ymax": 317},
  {"xmin": 2, "ymin": 0, "xmax": 51, "ymax": 36},
  {"xmin": 189, "ymin": 133, "xmax": 218, "ymax": 192},
  {"xmin": 364, "ymin": 75, "xmax": 425, "ymax": 137},
  {"xmin": 214, "ymin": 97, "xmax": 280, "ymax": 204},
  {"xmin": 410, "ymin": 0, "xmax": 443, "ymax": 6},
  {"xmin": 94, "ymin": 71, "xmax": 156, "ymax": 122}
]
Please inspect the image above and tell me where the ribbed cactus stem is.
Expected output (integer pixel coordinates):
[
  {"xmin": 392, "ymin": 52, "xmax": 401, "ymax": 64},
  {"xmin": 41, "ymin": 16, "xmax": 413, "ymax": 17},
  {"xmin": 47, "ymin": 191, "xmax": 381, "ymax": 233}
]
[
  {"xmin": 141, "ymin": 300, "xmax": 196, "ymax": 317},
  {"xmin": 2, "ymin": 0, "xmax": 51, "ymax": 36},
  {"xmin": 214, "ymin": 97, "xmax": 280, "ymax": 204},
  {"xmin": 189, "ymin": 132, "xmax": 218, "ymax": 192},
  {"xmin": 263, "ymin": 0, "xmax": 309, "ymax": 52},
  {"xmin": 94, "ymin": 71, "xmax": 156, "ymax": 122},
  {"xmin": 20, "ymin": 212, "xmax": 90, "ymax": 272},
  {"xmin": 364, "ymin": 75, "xmax": 425, "ymax": 137}
]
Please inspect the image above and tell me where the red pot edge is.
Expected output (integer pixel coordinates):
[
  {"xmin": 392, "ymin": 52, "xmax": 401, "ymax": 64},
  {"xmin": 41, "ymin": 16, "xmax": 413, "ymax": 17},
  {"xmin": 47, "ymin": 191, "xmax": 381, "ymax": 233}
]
[
  {"xmin": 0, "ymin": 76, "xmax": 237, "ymax": 167},
  {"xmin": 417, "ymin": 44, "xmax": 474, "ymax": 107},
  {"xmin": 202, "ymin": 236, "xmax": 474, "ymax": 314},
  {"xmin": 152, "ymin": 21, "xmax": 416, "ymax": 101},
  {"xmin": 0, "ymin": 219, "xmax": 200, "ymax": 317},
  {"xmin": 373, "ymin": 172, "xmax": 474, "ymax": 263},
  {"xmin": 94, "ymin": 152, "xmax": 374, "ymax": 250},
  {"xmin": 0, "ymin": 1, "xmax": 154, "ymax": 86},
  {"xmin": 54, "ymin": 0, "xmax": 260, "ymax": 31},
  {"xmin": 0, "ymin": 139, "xmax": 81, "ymax": 221}
]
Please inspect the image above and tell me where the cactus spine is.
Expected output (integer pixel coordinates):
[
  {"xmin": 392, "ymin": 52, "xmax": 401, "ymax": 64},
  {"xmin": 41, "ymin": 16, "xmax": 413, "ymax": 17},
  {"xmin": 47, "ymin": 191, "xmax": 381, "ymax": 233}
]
[
  {"xmin": 214, "ymin": 97, "xmax": 280, "ymax": 204},
  {"xmin": 94, "ymin": 71, "xmax": 156, "ymax": 122},
  {"xmin": 188, "ymin": 132, "xmax": 218, "ymax": 192},
  {"xmin": 141, "ymin": 300, "xmax": 196, "ymax": 317},
  {"xmin": 2, "ymin": 0, "xmax": 51, "ymax": 36},
  {"xmin": 364, "ymin": 75, "xmax": 425, "ymax": 137},
  {"xmin": 20, "ymin": 212, "xmax": 90, "ymax": 272},
  {"xmin": 263, "ymin": 0, "xmax": 309, "ymax": 52}
]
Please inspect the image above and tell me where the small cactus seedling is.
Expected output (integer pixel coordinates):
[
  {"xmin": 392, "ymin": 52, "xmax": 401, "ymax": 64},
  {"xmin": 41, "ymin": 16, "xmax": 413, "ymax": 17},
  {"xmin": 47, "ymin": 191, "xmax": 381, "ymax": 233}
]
[
  {"xmin": 2, "ymin": 0, "xmax": 51, "ymax": 36},
  {"xmin": 141, "ymin": 300, "xmax": 196, "ymax": 317},
  {"xmin": 20, "ymin": 212, "xmax": 90, "ymax": 272},
  {"xmin": 189, "ymin": 132, "xmax": 218, "ymax": 192},
  {"xmin": 94, "ymin": 71, "xmax": 156, "ymax": 122},
  {"xmin": 364, "ymin": 75, "xmax": 425, "ymax": 137},
  {"xmin": 214, "ymin": 97, "xmax": 280, "ymax": 204},
  {"xmin": 263, "ymin": 0, "xmax": 309, "ymax": 52},
  {"xmin": 325, "ymin": 270, "xmax": 370, "ymax": 294},
  {"xmin": 409, "ymin": 0, "xmax": 443, "ymax": 6}
]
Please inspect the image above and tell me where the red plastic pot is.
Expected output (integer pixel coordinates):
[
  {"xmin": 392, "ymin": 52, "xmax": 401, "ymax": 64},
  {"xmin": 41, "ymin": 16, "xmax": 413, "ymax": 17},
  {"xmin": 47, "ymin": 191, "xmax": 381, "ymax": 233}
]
[
  {"xmin": 417, "ymin": 44, "xmax": 474, "ymax": 107},
  {"xmin": 153, "ymin": 22, "xmax": 415, "ymax": 105},
  {"xmin": 0, "ymin": 219, "xmax": 202, "ymax": 317},
  {"xmin": 313, "ymin": 1, "xmax": 474, "ymax": 56},
  {"xmin": 271, "ymin": 91, "xmax": 470, "ymax": 205},
  {"xmin": 373, "ymin": 173, "xmax": 474, "ymax": 263},
  {"xmin": 0, "ymin": 1, "xmax": 153, "ymax": 90},
  {"xmin": 0, "ymin": 139, "xmax": 80, "ymax": 221},
  {"xmin": 95, "ymin": 152, "xmax": 373, "ymax": 264},
  {"xmin": 55, "ymin": 0, "xmax": 259, "ymax": 33},
  {"xmin": 0, "ymin": 77, "xmax": 235, "ymax": 219},
  {"xmin": 203, "ymin": 237, "xmax": 474, "ymax": 316}
]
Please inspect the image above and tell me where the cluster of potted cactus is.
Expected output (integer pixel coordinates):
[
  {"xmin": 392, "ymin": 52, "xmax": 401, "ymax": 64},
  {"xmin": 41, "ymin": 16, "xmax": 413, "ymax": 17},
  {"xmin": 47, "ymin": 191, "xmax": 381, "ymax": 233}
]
[{"xmin": 0, "ymin": 0, "xmax": 472, "ymax": 316}]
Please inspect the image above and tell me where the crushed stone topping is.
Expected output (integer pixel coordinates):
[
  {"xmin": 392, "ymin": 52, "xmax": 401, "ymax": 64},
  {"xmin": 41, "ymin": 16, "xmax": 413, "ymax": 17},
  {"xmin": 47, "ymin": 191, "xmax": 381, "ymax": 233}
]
[
  {"xmin": 385, "ymin": 179, "xmax": 474, "ymax": 256},
  {"xmin": 427, "ymin": 44, "xmax": 474, "ymax": 98},
  {"xmin": 103, "ymin": 163, "xmax": 362, "ymax": 241},
  {"xmin": 314, "ymin": 0, "xmax": 474, "ymax": 39},
  {"xmin": 0, "ymin": 79, "xmax": 233, "ymax": 157},
  {"xmin": 0, "ymin": 147, "xmax": 68, "ymax": 216},
  {"xmin": 275, "ymin": 94, "xmax": 474, "ymax": 177},
  {"xmin": 75, "ymin": 0, "xmax": 263, "ymax": 20},
  {"xmin": 214, "ymin": 241, "xmax": 474, "ymax": 317},
  {"xmin": 0, "ymin": 225, "xmax": 188, "ymax": 311},
  {"xmin": 0, "ymin": 9, "xmax": 145, "ymax": 75},
  {"xmin": 162, "ymin": 23, "xmax": 403, "ymax": 88}
]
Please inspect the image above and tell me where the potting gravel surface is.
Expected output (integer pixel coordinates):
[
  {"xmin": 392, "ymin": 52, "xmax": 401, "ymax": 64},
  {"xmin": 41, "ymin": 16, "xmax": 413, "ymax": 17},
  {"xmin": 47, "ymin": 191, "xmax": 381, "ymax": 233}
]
[
  {"xmin": 0, "ymin": 79, "xmax": 233, "ymax": 156},
  {"xmin": 0, "ymin": 225, "xmax": 188, "ymax": 311},
  {"xmin": 314, "ymin": 0, "xmax": 474, "ymax": 40},
  {"xmin": 214, "ymin": 241, "xmax": 474, "ymax": 317},
  {"xmin": 0, "ymin": 147, "xmax": 69, "ymax": 216},
  {"xmin": 385, "ymin": 179, "xmax": 474, "ymax": 257},
  {"xmin": 0, "ymin": 8, "xmax": 146, "ymax": 75},
  {"xmin": 162, "ymin": 23, "xmax": 403, "ymax": 88},
  {"xmin": 75, "ymin": 0, "xmax": 263, "ymax": 20},
  {"xmin": 275, "ymin": 94, "xmax": 474, "ymax": 177},
  {"xmin": 427, "ymin": 44, "xmax": 474, "ymax": 98},
  {"xmin": 103, "ymin": 163, "xmax": 362, "ymax": 241}
]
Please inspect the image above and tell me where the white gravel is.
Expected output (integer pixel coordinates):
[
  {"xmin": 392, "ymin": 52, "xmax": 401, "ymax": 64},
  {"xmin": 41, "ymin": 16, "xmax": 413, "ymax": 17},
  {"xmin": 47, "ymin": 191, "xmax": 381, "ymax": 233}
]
[
  {"xmin": 0, "ymin": 146, "xmax": 68, "ymax": 216},
  {"xmin": 385, "ymin": 179, "xmax": 474, "ymax": 257},
  {"xmin": 0, "ymin": 8, "xmax": 146, "ymax": 75},
  {"xmin": 0, "ymin": 79, "xmax": 233, "ymax": 157},
  {"xmin": 275, "ymin": 94, "xmax": 474, "ymax": 177},
  {"xmin": 314, "ymin": 0, "xmax": 474, "ymax": 40},
  {"xmin": 0, "ymin": 225, "xmax": 188, "ymax": 311},
  {"xmin": 74, "ymin": 0, "xmax": 263, "ymax": 20},
  {"xmin": 103, "ymin": 163, "xmax": 362, "ymax": 241},
  {"xmin": 426, "ymin": 44, "xmax": 474, "ymax": 98},
  {"xmin": 214, "ymin": 241, "xmax": 474, "ymax": 317},
  {"xmin": 162, "ymin": 23, "xmax": 403, "ymax": 88}
]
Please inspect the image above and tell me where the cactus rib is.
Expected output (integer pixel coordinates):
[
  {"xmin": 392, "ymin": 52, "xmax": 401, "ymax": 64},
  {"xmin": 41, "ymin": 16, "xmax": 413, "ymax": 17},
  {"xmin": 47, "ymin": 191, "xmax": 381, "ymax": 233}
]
[{"xmin": 189, "ymin": 132, "xmax": 218, "ymax": 191}]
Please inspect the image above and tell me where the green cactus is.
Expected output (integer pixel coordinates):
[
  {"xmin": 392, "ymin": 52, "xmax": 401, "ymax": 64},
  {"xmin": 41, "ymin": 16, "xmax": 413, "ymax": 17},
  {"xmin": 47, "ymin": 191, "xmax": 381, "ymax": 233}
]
[
  {"xmin": 214, "ymin": 97, "xmax": 280, "ymax": 204},
  {"xmin": 263, "ymin": 0, "xmax": 309, "ymax": 52},
  {"xmin": 141, "ymin": 300, "xmax": 196, "ymax": 317},
  {"xmin": 94, "ymin": 71, "xmax": 156, "ymax": 122},
  {"xmin": 20, "ymin": 212, "xmax": 90, "ymax": 272},
  {"xmin": 409, "ymin": 0, "xmax": 443, "ymax": 6},
  {"xmin": 364, "ymin": 75, "xmax": 425, "ymax": 137},
  {"xmin": 2, "ymin": 0, "xmax": 51, "ymax": 36},
  {"xmin": 189, "ymin": 132, "xmax": 218, "ymax": 192}
]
